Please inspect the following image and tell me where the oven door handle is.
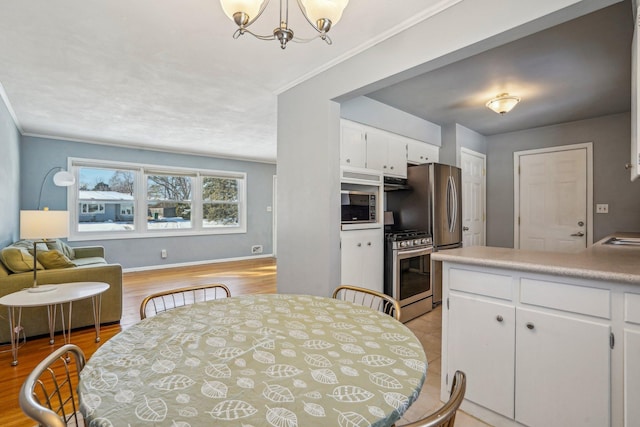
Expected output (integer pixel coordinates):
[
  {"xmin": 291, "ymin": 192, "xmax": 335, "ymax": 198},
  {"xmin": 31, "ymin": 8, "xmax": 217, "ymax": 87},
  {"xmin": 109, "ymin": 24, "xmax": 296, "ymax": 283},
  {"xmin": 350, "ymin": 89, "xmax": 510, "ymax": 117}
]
[{"xmin": 396, "ymin": 247, "xmax": 433, "ymax": 259}]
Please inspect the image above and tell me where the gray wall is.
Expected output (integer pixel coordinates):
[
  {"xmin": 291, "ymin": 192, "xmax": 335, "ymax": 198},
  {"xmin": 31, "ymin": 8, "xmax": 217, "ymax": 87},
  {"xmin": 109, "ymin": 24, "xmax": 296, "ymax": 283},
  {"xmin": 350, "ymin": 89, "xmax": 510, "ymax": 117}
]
[
  {"xmin": 276, "ymin": 0, "xmax": 612, "ymax": 297},
  {"xmin": 486, "ymin": 112, "xmax": 640, "ymax": 247},
  {"xmin": 458, "ymin": 124, "xmax": 488, "ymax": 155},
  {"xmin": 0, "ymin": 93, "xmax": 20, "ymax": 248},
  {"xmin": 341, "ymin": 96, "xmax": 442, "ymax": 146},
  {"xmin": 20, "ymin": 136, "xmax": 276, "ymax": 269}
]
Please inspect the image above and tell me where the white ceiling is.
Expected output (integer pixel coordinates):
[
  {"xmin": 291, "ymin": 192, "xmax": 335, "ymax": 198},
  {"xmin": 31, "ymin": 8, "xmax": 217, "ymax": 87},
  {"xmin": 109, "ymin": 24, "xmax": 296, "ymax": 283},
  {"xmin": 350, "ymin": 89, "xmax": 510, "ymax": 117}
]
[
  {"xmin": 0, "ymin": 0, "xmax": 450, "ymax": 163},
  {"xmin": 0, "ymin": 1, "xmax": 633, "ymax": 164}
]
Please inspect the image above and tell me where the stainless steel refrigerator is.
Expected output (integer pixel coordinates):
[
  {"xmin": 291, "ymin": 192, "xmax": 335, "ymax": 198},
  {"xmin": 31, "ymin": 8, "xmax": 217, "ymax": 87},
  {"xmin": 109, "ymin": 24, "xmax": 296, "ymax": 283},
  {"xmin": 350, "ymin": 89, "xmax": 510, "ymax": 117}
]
[{"xmin": 386, "ymin": 163, "xmax": 462, "ymax": 304}]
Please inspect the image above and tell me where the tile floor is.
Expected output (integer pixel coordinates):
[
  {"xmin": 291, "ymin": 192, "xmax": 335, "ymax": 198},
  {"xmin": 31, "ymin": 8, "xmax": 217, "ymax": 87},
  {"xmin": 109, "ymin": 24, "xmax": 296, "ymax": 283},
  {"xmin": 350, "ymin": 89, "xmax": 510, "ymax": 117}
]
[{"xmin": 397, "ymin": 305, "xmax": 491, "ymax": 427}]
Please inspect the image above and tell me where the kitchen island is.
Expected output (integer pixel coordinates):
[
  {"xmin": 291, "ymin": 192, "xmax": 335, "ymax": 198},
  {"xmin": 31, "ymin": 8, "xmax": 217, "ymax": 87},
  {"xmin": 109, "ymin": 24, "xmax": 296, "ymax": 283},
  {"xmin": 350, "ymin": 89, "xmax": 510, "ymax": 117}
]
[{"xmin": 432, "ymin": 233, "xmax": 640, "ymax": 427}]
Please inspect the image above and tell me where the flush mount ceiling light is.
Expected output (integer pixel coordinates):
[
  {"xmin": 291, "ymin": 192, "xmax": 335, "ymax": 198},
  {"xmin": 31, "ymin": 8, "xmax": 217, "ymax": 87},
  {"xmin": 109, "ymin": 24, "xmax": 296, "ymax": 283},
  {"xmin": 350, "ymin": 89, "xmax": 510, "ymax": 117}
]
[
  {"xmin": 486, "ymin": 93, "xmax": 521, "ymax": 115},
  {"xmin": 219, "ymin": 0, "xmax": 350, "ymax": 49}
]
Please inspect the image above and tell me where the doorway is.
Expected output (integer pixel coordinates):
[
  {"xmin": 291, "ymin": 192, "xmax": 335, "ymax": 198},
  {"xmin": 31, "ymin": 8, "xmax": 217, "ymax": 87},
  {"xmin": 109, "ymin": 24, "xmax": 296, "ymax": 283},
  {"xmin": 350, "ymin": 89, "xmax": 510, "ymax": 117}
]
[
  {"xmin": 461, "ymin": 148, "xmax": 486, "ymax": 247},
  {"xmin": 514, "ymin": 143, "xmax": 593, "ymax": 252}
]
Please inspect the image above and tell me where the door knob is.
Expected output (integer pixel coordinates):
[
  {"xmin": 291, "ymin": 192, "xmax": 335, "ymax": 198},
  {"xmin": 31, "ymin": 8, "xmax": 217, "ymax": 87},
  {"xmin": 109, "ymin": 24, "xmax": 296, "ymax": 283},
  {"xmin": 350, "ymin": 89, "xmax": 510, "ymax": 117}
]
[
  {"xmin": 496, "ymin": 315, "xmax": 503, "ymax": 322},
  {"xmin": 463, "ymin": 226, "xmax": 469, "ymax": 231},
  {"xmin": 571, "ymin": 232, "xmax": 585, "ymax": 237}
]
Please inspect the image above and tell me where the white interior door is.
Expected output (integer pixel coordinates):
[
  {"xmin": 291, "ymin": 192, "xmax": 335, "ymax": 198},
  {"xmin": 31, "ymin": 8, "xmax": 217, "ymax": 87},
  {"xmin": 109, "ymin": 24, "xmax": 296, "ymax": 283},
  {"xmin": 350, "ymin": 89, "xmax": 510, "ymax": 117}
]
[
  {"xmin": 461, "ymin": 149, "xmax": 486, "ymax": 247},
  {"xmin": 516, "ymin": 144, "xmax": 591, "ymax": 252}
]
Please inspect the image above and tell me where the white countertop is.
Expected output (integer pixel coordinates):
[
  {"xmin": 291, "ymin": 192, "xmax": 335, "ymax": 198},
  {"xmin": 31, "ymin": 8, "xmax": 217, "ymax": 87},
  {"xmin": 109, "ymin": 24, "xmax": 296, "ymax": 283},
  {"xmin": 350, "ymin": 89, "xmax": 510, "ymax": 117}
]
[{"xmin": 431, "ymin": 233, "xmax": 640, "ymax": 285}]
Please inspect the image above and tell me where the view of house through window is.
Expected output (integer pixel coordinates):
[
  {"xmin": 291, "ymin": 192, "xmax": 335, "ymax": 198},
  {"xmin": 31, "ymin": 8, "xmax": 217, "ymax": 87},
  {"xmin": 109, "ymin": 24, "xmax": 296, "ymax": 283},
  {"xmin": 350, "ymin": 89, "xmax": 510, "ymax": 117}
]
[
  {"xmin": 78, "ymin": 167, "xmax": 135, "ymax": 232},
  {"xmin": 70, "ymin": 159, "xmax": 246, "ymax": 238}
]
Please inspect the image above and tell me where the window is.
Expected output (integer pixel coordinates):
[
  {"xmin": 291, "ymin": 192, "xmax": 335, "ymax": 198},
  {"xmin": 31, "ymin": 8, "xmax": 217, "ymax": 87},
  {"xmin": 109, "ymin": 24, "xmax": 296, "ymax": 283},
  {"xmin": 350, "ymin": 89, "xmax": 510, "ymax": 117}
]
[
  {"xmin": 69, "ymin": 159, "xmax": 246, "ymax": 240},
  {"xmin": 202, "ymin": 176, "xmax": 240, "ymax": 228}
]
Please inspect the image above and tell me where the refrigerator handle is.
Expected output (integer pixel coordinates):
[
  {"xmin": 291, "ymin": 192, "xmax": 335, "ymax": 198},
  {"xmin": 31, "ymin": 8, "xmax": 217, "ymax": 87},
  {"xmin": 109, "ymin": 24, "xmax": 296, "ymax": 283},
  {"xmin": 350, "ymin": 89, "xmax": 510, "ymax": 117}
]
[
  {"xmin": 451, "ymin": 175, "xmax": 458, "ymax": 233},
  {"xmin": 447, "ymin": 176, "xmax": 455, "ymax": 233}
]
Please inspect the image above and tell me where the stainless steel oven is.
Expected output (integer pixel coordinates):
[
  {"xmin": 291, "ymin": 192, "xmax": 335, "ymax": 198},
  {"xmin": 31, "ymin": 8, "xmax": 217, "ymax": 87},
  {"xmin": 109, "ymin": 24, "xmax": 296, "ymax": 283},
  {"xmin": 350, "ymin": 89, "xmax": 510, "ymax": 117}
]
[{"xmin": 384, "ymin": 230, "xmax": 433, "ymax": 322}]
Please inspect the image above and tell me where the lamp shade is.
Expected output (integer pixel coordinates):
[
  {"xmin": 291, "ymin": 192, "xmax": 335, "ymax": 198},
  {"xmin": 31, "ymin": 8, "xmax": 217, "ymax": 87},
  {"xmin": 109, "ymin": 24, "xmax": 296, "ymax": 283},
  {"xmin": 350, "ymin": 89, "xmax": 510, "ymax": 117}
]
[
  {"xmin": 20, "ymin": 210, "xmax": 69, "ymax": 240},
  {"xmin": 299, "ymin": 0, "xmax": 349, "ymax": 25},
  {"xmin": 219, "ymin": 0, "xmax": 266, "ymax": 21},
  {"xmin": 486, "ymin": 93, "xmax": 521, "ymax": 115},
  {"xmin": 52, "ymin": 170, "xmax": 75, "ymax": 187}
]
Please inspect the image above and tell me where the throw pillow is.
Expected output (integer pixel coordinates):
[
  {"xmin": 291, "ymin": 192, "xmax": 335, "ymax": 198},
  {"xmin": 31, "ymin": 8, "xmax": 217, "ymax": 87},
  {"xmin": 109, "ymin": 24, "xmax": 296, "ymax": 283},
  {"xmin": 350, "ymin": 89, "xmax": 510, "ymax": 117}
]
[
  {"xmin": 45, "ymin": 239, "xmax": 76, "ymax": 260},
  {"xmin": 0, "ymin": 247, "xmax": 44, "ymax": 273},
  {"xmin": 36, "ymin": 249, "xmax": 75, "ymax": 269}
]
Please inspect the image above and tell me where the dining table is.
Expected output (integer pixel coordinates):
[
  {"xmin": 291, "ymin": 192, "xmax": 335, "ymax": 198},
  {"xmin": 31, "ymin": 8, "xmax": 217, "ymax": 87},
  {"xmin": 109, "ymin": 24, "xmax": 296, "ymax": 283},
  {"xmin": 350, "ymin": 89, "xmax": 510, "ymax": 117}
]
[{"xmin": 78, "ymin": 293, "xmax": 427, "ymax": 426}]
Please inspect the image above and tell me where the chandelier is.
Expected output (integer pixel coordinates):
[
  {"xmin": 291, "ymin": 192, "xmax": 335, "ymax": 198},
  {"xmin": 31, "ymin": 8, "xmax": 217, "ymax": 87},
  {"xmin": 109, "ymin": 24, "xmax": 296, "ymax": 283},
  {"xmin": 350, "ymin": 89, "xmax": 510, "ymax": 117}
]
[{"xmin": 219, "ymin": 0, "xmax": 350, "ymax": 49}]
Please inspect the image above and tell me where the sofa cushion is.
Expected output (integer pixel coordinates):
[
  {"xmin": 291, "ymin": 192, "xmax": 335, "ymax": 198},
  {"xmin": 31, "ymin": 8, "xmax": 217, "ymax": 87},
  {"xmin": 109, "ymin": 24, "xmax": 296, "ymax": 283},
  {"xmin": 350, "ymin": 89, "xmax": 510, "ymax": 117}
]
[
  {"xmin": 0, "ymin": 247, "xmax": 44, "ymax": 273},
  {"xmin": 45, "ymin": 239, "xmax": 76, "ymax": 260},
  {"xmin": 72, "ymin": 257, "xmax": 107, "ymax": 267},
  {"xmin": 36, "ymin": 250, "xmax": 76, "ymax": 269}
]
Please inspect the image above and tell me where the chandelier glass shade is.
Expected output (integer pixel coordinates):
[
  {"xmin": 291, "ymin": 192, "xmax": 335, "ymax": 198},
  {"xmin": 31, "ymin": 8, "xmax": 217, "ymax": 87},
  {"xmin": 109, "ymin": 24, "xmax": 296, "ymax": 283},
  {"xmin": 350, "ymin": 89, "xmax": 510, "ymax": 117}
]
[
  {"xmin": 219, "ymin": 0, "xmax": 350, "ymax": 49},
  {"xmin": 486, "ymin": 93, "xmax": 521, "ymax": 115}
]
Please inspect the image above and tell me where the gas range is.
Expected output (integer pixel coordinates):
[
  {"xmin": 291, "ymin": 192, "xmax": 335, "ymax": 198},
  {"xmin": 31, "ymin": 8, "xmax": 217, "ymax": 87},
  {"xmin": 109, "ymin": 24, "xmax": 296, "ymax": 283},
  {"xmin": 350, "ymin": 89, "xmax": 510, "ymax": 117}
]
[{"xmin": 385, "ymin": 229, "xmax": 433, "ymax": 250}]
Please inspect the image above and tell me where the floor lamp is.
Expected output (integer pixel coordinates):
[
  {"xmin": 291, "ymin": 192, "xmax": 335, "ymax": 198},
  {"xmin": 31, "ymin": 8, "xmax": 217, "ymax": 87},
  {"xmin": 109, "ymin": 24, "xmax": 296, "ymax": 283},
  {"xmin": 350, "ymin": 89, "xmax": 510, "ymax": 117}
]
[{"xmin": 19, "ymin": 210, "xmax": 69, "ymax": 292}]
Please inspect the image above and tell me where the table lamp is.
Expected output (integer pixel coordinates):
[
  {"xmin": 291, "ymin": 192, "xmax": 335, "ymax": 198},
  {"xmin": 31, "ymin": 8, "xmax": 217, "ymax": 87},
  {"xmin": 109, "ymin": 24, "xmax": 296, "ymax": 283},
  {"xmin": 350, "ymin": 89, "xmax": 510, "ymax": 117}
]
[{"xmin": 19, "ymin": 209, "xmax": 69, "ymax": 292}]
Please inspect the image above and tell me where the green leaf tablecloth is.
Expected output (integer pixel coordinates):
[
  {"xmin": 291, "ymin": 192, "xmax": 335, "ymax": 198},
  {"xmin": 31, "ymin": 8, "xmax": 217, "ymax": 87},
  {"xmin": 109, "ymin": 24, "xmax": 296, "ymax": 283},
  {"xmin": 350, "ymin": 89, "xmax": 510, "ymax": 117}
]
[{"xmin": 79, "ymin": 294, "xmax": 427, "ymax": 426}]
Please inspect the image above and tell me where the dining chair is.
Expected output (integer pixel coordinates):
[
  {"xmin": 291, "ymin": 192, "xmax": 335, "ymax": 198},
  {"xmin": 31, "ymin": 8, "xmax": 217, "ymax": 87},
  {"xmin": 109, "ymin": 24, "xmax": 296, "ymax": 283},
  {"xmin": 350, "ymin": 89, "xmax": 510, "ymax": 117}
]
[
  {"xmin": 402, "ymin": 370, "xmax": 467, "ymax": 427},
  {"xmin": 332, "ymin": 284, "xmax": 401, "ymax": 321},
  {"xmin": 140, "ymin": 283, "xmax": 231, "ymax": 319},
  {"xmin": 19, "ymin": 343, "xmax": 86, "ymax": 427}
]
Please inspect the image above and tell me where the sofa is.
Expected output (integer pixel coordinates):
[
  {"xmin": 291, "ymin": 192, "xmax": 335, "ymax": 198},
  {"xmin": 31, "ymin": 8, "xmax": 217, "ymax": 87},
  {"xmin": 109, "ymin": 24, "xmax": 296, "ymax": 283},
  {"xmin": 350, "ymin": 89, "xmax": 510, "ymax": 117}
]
[{"xmin": 0, "ymin": 239, "xmax": 122, "ymax": 344}]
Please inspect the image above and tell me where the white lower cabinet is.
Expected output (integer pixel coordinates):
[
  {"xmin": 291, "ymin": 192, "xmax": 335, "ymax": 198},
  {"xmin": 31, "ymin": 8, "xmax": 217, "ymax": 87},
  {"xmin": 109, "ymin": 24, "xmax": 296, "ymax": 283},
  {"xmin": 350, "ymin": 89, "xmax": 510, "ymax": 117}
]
[
  {"xmin": 340, "ymin": 228, "xmax": 383, "ymax": 293},
  {"xmin": 444, "ymin": 265, "xmax": 617, "ymax": 427},
  {"xmin": 448, "ymin": 293, "xmax": 515, "ymax": 418},
  {"xmin": 515, "ymin": 308, "xmax": 611, "ymax": 427},
  {"xmin": 624, "ymin": 292, "xmax": 640, "ymax": 427}
]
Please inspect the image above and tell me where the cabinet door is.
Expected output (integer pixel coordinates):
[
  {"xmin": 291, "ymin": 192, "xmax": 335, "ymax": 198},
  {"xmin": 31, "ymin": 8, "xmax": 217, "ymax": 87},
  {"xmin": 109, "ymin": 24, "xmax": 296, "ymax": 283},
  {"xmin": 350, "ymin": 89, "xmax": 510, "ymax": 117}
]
[
  {"xmin": 407, "ymin": 140, "xmax": 439, "ymax": 164},
  {"xmin": 448, "ymin": 292, "xmax": 515, "ymax": 418},
  {"xmin": 365, "ymin": 129, "xmax": 387, "ymax": 172},
  {"xmin": 340, "ymin": 229, "xmax": 383, "ymax": 293},
  {"xmin": 341, "ymin": 121, "xmax": 366, "ymax": 168},
  {"xmin": 386, "ymin": 135, "xmax": 407, "ymax": 178},
  {"xmin": 625, "ymin": 329, "xmax": 640, "ymax": 427},
  {"xmin": 359, "ymin": 230, "xmax": 383, "ymax": 293},
  {"xmin": 516, "ymin": 307, "xmax": 611, "ymax": 427}
]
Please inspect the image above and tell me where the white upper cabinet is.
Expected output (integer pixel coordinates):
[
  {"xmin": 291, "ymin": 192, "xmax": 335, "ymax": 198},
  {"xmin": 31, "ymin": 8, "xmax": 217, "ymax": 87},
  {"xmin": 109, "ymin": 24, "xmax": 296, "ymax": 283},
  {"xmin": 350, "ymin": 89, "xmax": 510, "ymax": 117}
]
[
  {"xmin": 407, "ymin": 139, "xmax": 440, "ymax": 164},
  {"xmin": 340, "ymin": 120, "xmax": 367, "ymax": 169},
  {"xmin": 365, "ymin": 128, "xmax": 407, "ymax": 179},
  {"xmin": 632, "ymin": 9, "xmax": 640, "ymax": 181}
]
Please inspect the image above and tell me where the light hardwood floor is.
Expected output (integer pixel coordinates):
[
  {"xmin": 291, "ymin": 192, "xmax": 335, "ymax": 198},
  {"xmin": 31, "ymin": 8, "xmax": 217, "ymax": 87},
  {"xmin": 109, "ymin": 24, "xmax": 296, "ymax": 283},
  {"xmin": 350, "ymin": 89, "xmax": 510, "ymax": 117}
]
[{"xmin": 0, "ymin": 257, "xmax": 488, "ymax": 426}]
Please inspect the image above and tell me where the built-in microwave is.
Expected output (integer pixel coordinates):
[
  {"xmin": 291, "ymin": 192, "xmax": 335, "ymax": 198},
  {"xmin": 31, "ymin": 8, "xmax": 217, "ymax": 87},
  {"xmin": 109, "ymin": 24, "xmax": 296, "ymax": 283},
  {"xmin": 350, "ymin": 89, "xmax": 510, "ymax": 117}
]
[{"xmin": 341, "ymin": 190, "xmax": 377, "ymax": 223}]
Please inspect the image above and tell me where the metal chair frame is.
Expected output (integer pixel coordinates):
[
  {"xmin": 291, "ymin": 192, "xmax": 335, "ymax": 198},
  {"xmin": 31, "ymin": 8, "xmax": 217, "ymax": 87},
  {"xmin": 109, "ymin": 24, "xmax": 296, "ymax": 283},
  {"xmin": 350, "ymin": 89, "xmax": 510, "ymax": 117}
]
[
  {"xmin": 139, "ymin": 283, "xmax": 231, "ymax": 319},
  {"xmin": 19, "ymin": 344, "xmax": 86, "ymax": 427},
  {"xmin": 332, "ymin": 285, "xmax": 401, "ymax": 321},
  {"xmin": 403, "ymin": 370, "xmax": 467, "ymax": 427}
]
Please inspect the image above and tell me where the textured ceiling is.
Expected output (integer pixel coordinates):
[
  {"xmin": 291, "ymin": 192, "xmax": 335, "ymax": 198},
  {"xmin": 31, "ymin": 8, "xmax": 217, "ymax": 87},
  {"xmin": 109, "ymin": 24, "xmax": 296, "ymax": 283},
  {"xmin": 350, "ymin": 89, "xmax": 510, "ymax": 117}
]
[{"xmin": 0, "ymin": 0, "xmax": 450, "ymax": 163}]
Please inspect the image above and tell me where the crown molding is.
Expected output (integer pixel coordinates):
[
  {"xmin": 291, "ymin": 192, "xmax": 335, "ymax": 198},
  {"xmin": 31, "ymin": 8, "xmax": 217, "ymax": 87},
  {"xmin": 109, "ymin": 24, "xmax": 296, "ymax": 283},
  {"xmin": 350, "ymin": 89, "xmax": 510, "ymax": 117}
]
[{"xmin": 0, "ymin": 81, "xmax": 24, "ymax": 134}]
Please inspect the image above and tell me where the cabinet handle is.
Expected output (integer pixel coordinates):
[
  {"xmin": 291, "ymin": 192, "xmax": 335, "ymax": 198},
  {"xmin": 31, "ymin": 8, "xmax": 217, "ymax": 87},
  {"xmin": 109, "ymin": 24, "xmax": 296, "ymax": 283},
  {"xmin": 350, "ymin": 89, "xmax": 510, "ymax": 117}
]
[
  {"xmin": 496, "ymin": 315, "xmax": 503, "ymax": 322},
  {"xmin": 526, "ymin": 322, "xmax": 535, "ymax": 330},
  {"xmin": 346, "ymin": 158, "xmax": 350, "ymax": 163},
  {"xmin": 357, "ymin": 243, "xmax": 362, "ymax": 247},
  {"xmin": 367, "ymin": 242, "xmax": 372, "ymax": 246},
  {"xmin": 390, "ymin": 166, "xmax": 394, "ymax": 170}
]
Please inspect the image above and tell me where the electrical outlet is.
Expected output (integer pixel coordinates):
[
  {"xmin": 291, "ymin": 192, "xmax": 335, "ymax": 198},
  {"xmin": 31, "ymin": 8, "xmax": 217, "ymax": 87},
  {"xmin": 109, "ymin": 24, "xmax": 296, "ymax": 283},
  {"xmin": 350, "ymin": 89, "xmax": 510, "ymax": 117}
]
[
  {"xmin": 596, "ymin": 204, "xmax": 609, "ymax": 214},
  {"xmin": 161, "ymin": 249, "xmax": 168, "ymax": 258},
  {"xmin": 251, "ymin": 245, "xmax": 263, "ymax": 254}
]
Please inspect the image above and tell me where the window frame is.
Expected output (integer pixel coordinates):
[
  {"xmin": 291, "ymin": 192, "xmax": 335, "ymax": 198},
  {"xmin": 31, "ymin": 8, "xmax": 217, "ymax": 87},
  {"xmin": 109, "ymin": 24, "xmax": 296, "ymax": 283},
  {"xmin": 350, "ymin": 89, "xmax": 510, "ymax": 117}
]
[{"xmin": 68, "ymin": 158, "xmax": 247, "ymax": 241}]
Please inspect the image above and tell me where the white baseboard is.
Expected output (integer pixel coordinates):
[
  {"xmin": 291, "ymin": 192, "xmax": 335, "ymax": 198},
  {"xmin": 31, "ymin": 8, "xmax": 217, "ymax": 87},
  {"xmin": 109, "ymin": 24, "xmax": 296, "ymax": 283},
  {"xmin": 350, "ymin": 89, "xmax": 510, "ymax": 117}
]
[{"xmin": 122, "ymin": 254, "xmax": 274, "ymax": 273}]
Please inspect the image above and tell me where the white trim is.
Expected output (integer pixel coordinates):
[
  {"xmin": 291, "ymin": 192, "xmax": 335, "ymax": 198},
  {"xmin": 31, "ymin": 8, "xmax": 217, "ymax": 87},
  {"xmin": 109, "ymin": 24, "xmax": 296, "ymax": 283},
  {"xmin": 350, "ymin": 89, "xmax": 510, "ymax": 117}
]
[
  {"xmin": 513, "ymin": 142, "xmax": 594, "ymax": 249},
  {"xmin": 460, "ymin": 147, "xmax": 487, "ymax": 246},
  {"xmin": 0, "ymin": 81, "xmax": 24, "ymax": 133},
  {"xmin": 275, "ymin": 0, "xmax": 464, "ymax": 94},
  {"xmin": 272, "ymin": 175, "xmax": 278, "ymax": 258},
  {"xmin": 122, "ymin": 254, "xmax": 274, "ymax": 273}
]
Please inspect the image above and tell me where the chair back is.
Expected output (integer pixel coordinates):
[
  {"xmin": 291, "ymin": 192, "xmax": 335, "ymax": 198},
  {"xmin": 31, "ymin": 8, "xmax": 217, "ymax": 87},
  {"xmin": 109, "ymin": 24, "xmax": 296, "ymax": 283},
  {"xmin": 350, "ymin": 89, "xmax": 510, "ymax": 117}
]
[
  {"xmin": 403, "ymin": 370, "xmax": 467, "ymax": 427},
  {"xmin": 140, "ymin": 283, "xmax": 231, "ymax": 319},
  {"xmin": 332, "ymin": 285, "xmax": 401, "ymax": 321},
  {"xmin": 19, "ymin": 344, "xmax": 86, "ymax": 427}
]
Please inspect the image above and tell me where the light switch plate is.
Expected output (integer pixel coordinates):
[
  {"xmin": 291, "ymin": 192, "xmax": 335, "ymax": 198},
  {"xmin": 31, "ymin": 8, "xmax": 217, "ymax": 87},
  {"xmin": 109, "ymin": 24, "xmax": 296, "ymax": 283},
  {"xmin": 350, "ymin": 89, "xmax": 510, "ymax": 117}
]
[{"xmin": 596, "ymin": 204, "xmax": 609, "ymax": 214}]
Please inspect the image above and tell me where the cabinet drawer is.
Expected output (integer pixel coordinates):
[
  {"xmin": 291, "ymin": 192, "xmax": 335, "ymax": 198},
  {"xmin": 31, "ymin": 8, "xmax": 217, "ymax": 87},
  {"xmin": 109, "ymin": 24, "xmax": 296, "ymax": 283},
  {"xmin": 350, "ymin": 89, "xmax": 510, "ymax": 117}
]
[
  {"xmin": 520, "ymin": 278, "xmax": 610, "ymax": 319},
  {"xmin": 625, "ymin": 292, "xmax": 640, "ymax": 325},
  {"xmin": 449, "ymin": 268, "xmax": 512, "ymax": 300}
]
